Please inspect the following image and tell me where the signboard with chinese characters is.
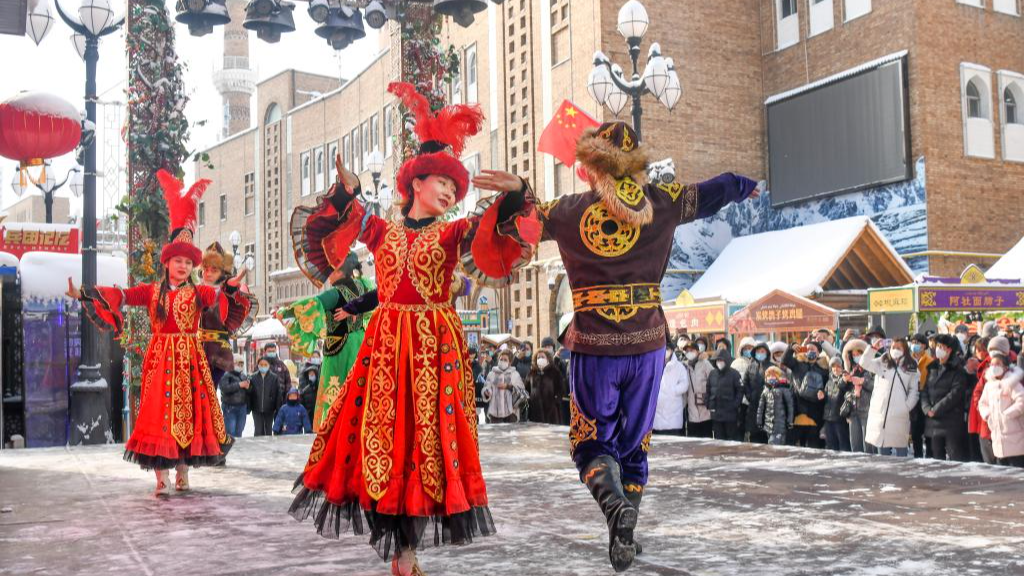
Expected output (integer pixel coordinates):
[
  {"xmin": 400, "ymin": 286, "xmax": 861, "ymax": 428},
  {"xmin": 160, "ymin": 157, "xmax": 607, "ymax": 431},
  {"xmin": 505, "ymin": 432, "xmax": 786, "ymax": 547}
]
[
  {"xmin": 663, "ymin": 301, "xmax": 728, "ymax": 334},
  {"xmin": 868, "ymin": 287, "xmax": 915, "ymax": 313},
  {"xmin": 917, "ymin": 288, "xmax": 1024, "ymax": 312},
  {"xmin": 728, "ymin": 289, "xmax": 838, "ymax": 334},
  {"xmin": 0, "ymin": 224, "xmax": 80, "ymax": 258}
]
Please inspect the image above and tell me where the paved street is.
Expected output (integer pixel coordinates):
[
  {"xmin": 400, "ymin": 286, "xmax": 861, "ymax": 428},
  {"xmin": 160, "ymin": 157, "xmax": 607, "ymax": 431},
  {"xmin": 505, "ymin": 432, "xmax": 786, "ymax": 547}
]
[{"xmin": 1, "ymin": 424, "xmax": 1023, "ymax": 575}]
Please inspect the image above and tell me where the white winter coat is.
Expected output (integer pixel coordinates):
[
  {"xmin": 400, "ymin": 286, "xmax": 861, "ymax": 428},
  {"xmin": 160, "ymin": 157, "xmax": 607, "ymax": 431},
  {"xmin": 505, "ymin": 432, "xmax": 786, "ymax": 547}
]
[
  {"xmin": 655, "ymin": 356, "xmax": 690, "ymax": 430},
  {"xmin": 860, "ymin": 347, "xmax": 920, "ymax": 449},
  {"xmin": 978, "ymin": 366, "xmax": 1024, "ymax": 459},
  {"xmin": 686, "ymin": 356, "xmax": 714, "ymax": 423}
]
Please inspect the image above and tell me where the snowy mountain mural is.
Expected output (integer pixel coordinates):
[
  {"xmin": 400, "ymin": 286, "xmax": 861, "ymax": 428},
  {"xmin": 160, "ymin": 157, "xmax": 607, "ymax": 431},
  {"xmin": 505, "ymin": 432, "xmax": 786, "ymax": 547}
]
[{"xmin": 661, "ymin": 156, "xmax": 928, "ymax": 300}]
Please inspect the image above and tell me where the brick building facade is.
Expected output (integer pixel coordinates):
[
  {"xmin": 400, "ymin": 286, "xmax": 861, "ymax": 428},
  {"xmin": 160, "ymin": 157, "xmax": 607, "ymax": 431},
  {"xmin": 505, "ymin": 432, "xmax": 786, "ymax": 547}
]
[{"xmin": 195, "ymin": 0, "xmax": 1024, "ymax": 347}]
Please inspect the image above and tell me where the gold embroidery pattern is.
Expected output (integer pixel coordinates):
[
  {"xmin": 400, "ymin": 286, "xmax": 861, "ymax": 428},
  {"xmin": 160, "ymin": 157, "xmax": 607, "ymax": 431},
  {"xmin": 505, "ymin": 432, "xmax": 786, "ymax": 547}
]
[
  {"xmin": 537, "ymin": 198, "xmax": 560, "ymax": 218},
  {"xmin": 569, "ymin": 394, "xmax": 597, "ymax": 456},
  {"xmin": 380, "ymin": 301, "xmax": 449, "ymax": 313},
  {"xmin": 680, "ymin": 183, "xmax": 699, "ymax": 222},
  {"xmin": 413, "ymin": 310, "xmax": 444, "ymax": 502},
  {"xmin": 624, "ymin": 483, "xmax": 644, "ymax": 493},
  {"xmin": 363, "ymin": 311, "xmax": 398, "ymax": 499},
  {"xmin": 196, "ymin": 335, "xmax": 228, "ymax": 444},
  {"xmin": 572, "ymin": 284, "xmax": 662, "ymax": 323},
  {"xmin": 566, "ymin": 324, "xmax": 667, "ymax": 348},
  {"xmin": 580, "ymin": 203, "xmax": 640, "ymax": 258},
  {"xmin": 170, "ymin": 333, "xmax": 194, "ymax": 447},
  {"xmin": 171, "ymin": 285, "xmax": 196, "ymax": 332},
  {"xmin": 293, "ymin": 300, "xmax": 321, "ymax": 335},
  {"xmin": 615, "ymin": 177, "xmax": 644, "ymax": 207},
  {"xmin": 375, "ymin": 223, "xmax": 407, "ymax": 302},
  {"xmin": 640, "ymin": 430, "xmax": 652, "ymax": 453},
  {"xmin": 305, "ymin": 356, "xmax": 353, "ymax": 470},
  {"xmin": 408, "ymin": 221, "xmax": 448, "ymax": 303},
  {"xmin": 656, "ymin": 181, "xmax": 682, "ymax": 201},
  {"xmin": 620, "ymin": 128, "xmax": 635, "ymax": 152}
]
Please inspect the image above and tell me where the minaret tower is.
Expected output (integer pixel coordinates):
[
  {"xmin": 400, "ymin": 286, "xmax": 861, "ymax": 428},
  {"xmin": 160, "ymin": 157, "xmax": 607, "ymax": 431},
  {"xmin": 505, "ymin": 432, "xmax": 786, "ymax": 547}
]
[{"xmin": 212, "ymin": 0, "xmax": 256, "ymax": 138}]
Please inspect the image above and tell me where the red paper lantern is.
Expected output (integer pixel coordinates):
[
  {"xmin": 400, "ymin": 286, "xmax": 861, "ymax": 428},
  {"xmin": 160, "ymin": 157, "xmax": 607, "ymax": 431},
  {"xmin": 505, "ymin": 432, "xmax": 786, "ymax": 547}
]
[{"xmin": 0, "ymin": 92, "xmax": 82, "ymax": 166}]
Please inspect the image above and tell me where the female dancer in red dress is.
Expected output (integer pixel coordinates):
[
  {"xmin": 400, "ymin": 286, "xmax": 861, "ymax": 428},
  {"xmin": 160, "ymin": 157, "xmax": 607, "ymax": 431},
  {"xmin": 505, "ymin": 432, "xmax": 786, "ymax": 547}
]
[
  {"xmin": 66, "ymin": 170, "xmax": 252, "ymax": 495},
  {"xmin": 288, "ymin": 82, "xmax": 539, "ymax": 575}
]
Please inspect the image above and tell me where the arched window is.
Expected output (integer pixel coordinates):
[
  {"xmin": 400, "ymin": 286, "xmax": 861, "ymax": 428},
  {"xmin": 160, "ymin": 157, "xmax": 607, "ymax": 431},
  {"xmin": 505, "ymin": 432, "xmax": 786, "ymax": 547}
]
[
  {"xmin": 1005, "ymin": 86, "xmax": 1019, "ymax": 125},
  {"xmin": 966, "ymin": 80, "xmax": 983, "ymax": 118},
  {"xmin": 264, "ymin": 103, "xmax": 282, "ymax": 124}
]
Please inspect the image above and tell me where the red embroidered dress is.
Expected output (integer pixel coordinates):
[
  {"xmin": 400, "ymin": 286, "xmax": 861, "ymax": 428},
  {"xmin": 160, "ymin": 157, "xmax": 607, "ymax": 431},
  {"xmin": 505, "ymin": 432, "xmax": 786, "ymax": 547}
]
[
  {"xmin": 82, "ymin": 282, "xmax": 250, "ymax": 469},
  {"xmin": 288, "ymin": 184, "xmax": 534, "ymax": 559}
]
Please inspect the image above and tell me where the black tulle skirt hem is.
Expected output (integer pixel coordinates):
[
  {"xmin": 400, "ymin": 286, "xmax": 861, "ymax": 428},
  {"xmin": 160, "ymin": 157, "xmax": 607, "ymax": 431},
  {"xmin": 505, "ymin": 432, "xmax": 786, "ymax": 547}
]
[
  {"xmin": 288, "ymin": 473, "xmax": 496, "ymax": 561},
  {"xmin": 123, "ymin": 438, "xmax": 233, "ymax": 471}
]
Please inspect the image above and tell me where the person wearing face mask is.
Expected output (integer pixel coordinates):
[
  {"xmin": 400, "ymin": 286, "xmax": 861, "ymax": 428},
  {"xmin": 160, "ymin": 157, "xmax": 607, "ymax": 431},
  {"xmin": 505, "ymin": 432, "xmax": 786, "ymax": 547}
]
[
  {"xmin": 964, "ymin": 337, "xmax": 992, "ymax": 463},
  {"xmin": 654, "ymin": 341, "xmax": 690, "ymax": 436},
  {"xmin": 694, "ymin": 337, "xmax": 710, "ymax": 356},
  {"xmin": 823, "ymin": 356, "xmax": 851, "ymax": 452},
  {"xmin": 742, "ymin": 342, "xmax": 772, "ymax": 443},
  {"xmin": 953, "ymin": 324, "xmax": 972, "ymax": 360},
  {"xmin": 708, "ymin": 348, "xmax": 743, "ymax": 441},
  {"xmin": 298, "ymin": 366, "xmax": 320, "ymax": 425},
  {"xmin": 248, "ymin": 358, "xmax": 283, "ymax": 436},
  {"xmin": 259, "ymin": 342, "xmax": 291, "ymax": 402},
  {"xmin": 273, "ymin": 387, "xmax": 312, "ymax": 435},
  {"xmin": 842, "ymin": 339, "xmax": 876, "ymax": 454},
  {"xmin": 970, "ymin": 336, "xmax": 1016, "ymax": 464},
  {"xmin": 219, "ymin": 354, "xmax": 251, "ymax": 440},
  {"xmin": 921, "ymin": 334, "xmax": 970, "ymax": 461},
  {"xmin": 483, "ymin": 351, "xmax": 528, "ymax": 423},
  {"xmin": 858, "ymin": 337, "xmax": 920, "ymax": 456},
  {"xmin": 757, "ymin": 366, "xmax": 795, "ymax": 445},
  {"xmin": 977, "ymin": 352, "xmax": 1024, "ymax": 467},
  {"xmin": 514, "ymin": 343, "xmax": 534, "ymax": 382},
  {"xmin": 526, "ymin": 349, "xmax": 567, "ymax": 424},
  {"xmin": 782, "ymin": 341, "xmax": 829, "ymax": 448},
  {"xmin": 731, "ymin": 337, "xmax": 757, "ymax": 441},
  {"xmin": 683, "ymin": 342, "xmax": 715, "ymax": 438},
  {"xmin": 909, "ymin": 334, "xmax": 933, "ymax": 457},
  {"xmin": 675, "ymin": 335, "xmax": 691, "ymax": 361}
]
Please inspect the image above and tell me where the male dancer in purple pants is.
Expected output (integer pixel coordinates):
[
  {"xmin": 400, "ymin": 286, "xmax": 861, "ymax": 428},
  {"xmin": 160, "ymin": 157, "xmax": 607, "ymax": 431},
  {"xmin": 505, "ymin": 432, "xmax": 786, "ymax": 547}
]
[{"xmin": 535, "ymin": 122, "xmax": 759, "ymax": 572}]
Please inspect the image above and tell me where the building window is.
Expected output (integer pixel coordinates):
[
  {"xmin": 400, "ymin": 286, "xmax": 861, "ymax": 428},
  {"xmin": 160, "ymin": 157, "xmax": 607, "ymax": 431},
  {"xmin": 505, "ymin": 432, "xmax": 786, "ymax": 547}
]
[
  {"xmin": 351, "ymin": 128, "xmax": 361, "ymax": 173},
  {"xmin": 1006, "ymin": 87, "xmax": 1020, "ymax": 124},
  {"xmin": 300, "ymin": 151, "xmax": 311, "ymax": 196},
  {"xmin": 461, "ymin": 154, "xmax": 481, "ymax": 216},
  {"xmin": 844, "ymin": 0, "xmax": 871, "ymax": 21},
  {"xmin": 994, "ymin": 0, "xmax": 1019, "ymax": 15},
  {"xmin": 466, "ymin": 45, "xmax": 478, "ymax": 103},
  {"xmin": 371, "ymin": 113, "xmax": 380, "ymax": 155},
  {"xmin": 327, "ymin": 141, "xmax": 338, "ymax": 187},
  {"xmin": 244, "ymin": 172, "xmax": 255, "ymax": 216},
  {"xmin": 198, "ymin": 202, "xmax": 206, "ymax": 227},
  {"xmin": 343, "ymin": 135, "xmax": 352, "ymax": 170},
  {"xmin": 809, "ymin": 0, "xmax": 834, "ymax": 36},
  {"xmin": 961, "ymin": 64, "xmax": 995, "ymax": 159},
  {"xmin": 219, "ymin": 194, "xmax": 227, "ymax": 220},
  {"xmin": 999, "ymin": 72, "xmax": 1024, "ymax": 161},
  {"xmin": 384, "ymin": 105, "xmax": 394, "ymax": 157},
  {"xmin": 451, "ymin": 61, "xmax": 463, "ymax": 105},
  {"xmin": 361, "ymin": 122, "xmax": 370, "ymax": 170},
  {"xmin": 777, "ymin": 0, "xmax": 799, "ymax": 49},
  {"xmin": 956, "ymin": 0, "xmax": 983, "ymax": 7},
  {"xmin": 966, "ymin": 81, "xmax": 984, "ymax": 118},
  {"xmin": 314, "ymin": 148, "xmax": 325, "ymax": 193}
]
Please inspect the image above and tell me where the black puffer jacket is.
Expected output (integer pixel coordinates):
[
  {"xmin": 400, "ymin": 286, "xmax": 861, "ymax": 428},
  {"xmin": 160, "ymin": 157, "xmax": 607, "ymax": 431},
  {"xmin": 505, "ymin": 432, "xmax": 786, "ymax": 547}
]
[
  {"xmin": 249, "ymin": 371, "xmax": 283, "ymax": 415},
  {"xmin": 218, "ymin": 369, "xmax": 249, "ymax": 407},
  {"xmin": 757, "ymin": 381, "xmax": 795, "ymax": 435},
  {"xmin": 298, "ymin": 365, "xmax": 320, "ymax": 420},
  {"xmin": 743, "ymin": 352, "xmax": 772, "ymax": 434},
  {"xmin": 921, "ymin": 354, "xmax": 969, "ymax": 438},
  {"xmin": 783, "ymin": 347, "xmax": 829, "ymax": 426},
  {"xmin": 708, "ymin": 351, "xmax": 743, "ymax": 422}
]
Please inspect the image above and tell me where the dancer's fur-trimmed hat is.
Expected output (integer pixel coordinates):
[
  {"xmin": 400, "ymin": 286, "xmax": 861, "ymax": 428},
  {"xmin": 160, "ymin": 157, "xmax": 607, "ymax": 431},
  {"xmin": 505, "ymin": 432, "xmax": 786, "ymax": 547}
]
[{"xmin": 576, "ymin": 121, "xmax": 653, "ymax": 227}]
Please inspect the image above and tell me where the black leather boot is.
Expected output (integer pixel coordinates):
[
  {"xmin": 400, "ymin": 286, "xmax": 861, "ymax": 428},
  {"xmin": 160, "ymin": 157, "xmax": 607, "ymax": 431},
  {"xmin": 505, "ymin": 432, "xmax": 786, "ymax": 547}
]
[
  {"xmin": 582, "ymin": 456, "xmax": 637, "ymax": 572},
  {"xmin": 624, "ymin": 485, "xmax": 643, "ymax": 555}
]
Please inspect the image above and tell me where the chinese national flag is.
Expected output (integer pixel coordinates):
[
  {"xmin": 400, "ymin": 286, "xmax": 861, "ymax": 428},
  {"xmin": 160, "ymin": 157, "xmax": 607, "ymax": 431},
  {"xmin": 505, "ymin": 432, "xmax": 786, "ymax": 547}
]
[{"xmin": 538, "ymin": 100, "xmax": 600, "ymax": 167}]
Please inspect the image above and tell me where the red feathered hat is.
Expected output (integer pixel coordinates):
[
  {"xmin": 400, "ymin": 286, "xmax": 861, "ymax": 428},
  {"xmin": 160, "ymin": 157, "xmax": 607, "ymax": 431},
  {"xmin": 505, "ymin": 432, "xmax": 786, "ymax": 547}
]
[
  {"xmin": 156, "ymin": 169, "xmax": 210, "ymax": 266},
  {"xmin": 388, "ymin": 82, "xmax": 484, "ymax": 203}
]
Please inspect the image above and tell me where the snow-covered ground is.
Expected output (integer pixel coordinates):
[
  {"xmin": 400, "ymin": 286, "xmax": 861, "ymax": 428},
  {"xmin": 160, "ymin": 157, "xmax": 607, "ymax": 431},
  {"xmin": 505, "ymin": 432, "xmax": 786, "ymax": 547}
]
[{"xmin": 1, "ymin": 424, "xmax": 1022, "ymax": 575}]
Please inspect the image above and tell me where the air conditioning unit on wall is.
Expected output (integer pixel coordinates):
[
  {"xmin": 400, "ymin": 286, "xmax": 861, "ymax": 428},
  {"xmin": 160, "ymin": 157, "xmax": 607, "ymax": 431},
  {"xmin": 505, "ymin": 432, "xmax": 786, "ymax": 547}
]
[{"xmin": 0, "ymin": 0, "xmax": 29, "ymax": 36}]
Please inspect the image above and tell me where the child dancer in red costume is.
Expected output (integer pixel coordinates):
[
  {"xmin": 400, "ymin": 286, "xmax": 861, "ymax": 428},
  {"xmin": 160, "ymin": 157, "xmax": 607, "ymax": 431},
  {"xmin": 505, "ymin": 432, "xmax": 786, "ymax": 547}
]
[
  {"xmin": 66, "ymin": 170, "xmax": 252, "ymax": 496},
  {"xmin": 288, "ymin": 82, "xmax": 539, "ymax": 576}
]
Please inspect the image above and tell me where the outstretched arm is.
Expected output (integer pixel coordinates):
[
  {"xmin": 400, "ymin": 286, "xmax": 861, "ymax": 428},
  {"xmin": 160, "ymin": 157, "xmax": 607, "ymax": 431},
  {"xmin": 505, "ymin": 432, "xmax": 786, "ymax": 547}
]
[
  {"xmin": 458, "ymin": 170, "xmax": 541, "ymax": 286},
  {"xmin": 676, "ymin": 173, "xmax": 760, "ymax": 225}
]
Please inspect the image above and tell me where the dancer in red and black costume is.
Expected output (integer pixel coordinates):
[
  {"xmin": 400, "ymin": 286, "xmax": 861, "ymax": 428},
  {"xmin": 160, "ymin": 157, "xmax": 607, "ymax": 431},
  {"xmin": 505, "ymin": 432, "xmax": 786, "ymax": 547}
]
[
  {"xmin": 288, "ymin": 82, "xmax": 539, "ymax": 576},
  {"xmin": 66, "ymin": 170, "xmax": 253, "ymax": 495}
]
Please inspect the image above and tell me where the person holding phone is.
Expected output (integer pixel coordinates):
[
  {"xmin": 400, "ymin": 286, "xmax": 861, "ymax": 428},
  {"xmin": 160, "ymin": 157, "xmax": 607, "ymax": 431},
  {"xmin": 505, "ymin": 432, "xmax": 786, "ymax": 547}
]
[
  {"xmin": 842, "ymin": 339, "xmax": 876, "ymax": 454},
  {"xmin": 921, "ymin": 334, "xmax": 970, "ymax": 461},
  {"xmin": 858, "ymin": 337, "xmax": 920, "ymax": 456}
]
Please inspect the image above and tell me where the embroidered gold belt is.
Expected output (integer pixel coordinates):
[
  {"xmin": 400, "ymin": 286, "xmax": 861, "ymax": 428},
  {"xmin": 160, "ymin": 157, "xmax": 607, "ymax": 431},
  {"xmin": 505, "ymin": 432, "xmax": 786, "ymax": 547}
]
[
  {"xmin": 379, "ymin": 301, "xmax": 454, "ymax": 313},
  {"xmin": 572, "ymin": 283, "xmax": 662, "ymax": 323},
  {"xmin": 199, "ymin": 329, "xmax": 230, "ymax": 348}
]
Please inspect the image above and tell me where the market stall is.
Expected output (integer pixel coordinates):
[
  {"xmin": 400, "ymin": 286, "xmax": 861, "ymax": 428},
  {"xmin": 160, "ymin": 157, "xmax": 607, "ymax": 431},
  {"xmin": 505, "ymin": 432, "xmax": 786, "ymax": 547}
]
[{"xmin": 728, "ymin": 289, "xmax": 839, "ymax": 341}]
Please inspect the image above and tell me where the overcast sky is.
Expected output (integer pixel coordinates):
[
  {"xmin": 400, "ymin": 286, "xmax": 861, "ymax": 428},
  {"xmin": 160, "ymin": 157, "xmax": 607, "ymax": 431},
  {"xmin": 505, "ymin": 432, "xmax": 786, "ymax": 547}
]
[{"xmin": 0, "ymin": 0, "xmax": 380, "ymax": 219}]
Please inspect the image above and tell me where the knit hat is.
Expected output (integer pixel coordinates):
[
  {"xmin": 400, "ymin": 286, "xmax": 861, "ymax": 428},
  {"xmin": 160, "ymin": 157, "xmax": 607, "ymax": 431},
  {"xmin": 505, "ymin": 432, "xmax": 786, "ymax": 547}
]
[
  {"xmin": 738, "ymin": 336, "xmax": 757, "ymax": 351},
  {"xmin": 982, "ymin": 321, "xmax": 998, "ymax": 339},
  {"xmin": 866, "ymin": 325, "xmax": 886, "ymax": 339},
  {"xmin": 389, "ymin": 82, "xmax": 484, "ymax": 203},
  {"xmin": 769, "ymin": 341, "xmax": 788, "ymax": 355},
  {"xmin": 954, "ymin": 324, "xmax": 970, "ymax": 335},
  {"xmin": 232, "ymin": 353, "xmax": 244, "ymax": 364},
  {"xmin": 156, "ymin": 169, "xmax": 209, "ymax": 266},
  {"xmin": 575, "ymin": 121, "xmax": 653, "ymax": 227},
  {"xmin": 988, "ymin": 335, "xmax": 1011, "ymax": 355}
]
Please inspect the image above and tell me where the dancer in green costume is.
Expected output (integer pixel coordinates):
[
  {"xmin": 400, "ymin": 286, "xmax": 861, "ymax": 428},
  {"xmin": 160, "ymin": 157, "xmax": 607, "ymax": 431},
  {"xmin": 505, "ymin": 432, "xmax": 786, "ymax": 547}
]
[{"xmin": 278, "ymin": 253, "xmax": 377, "ymax": 430}]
